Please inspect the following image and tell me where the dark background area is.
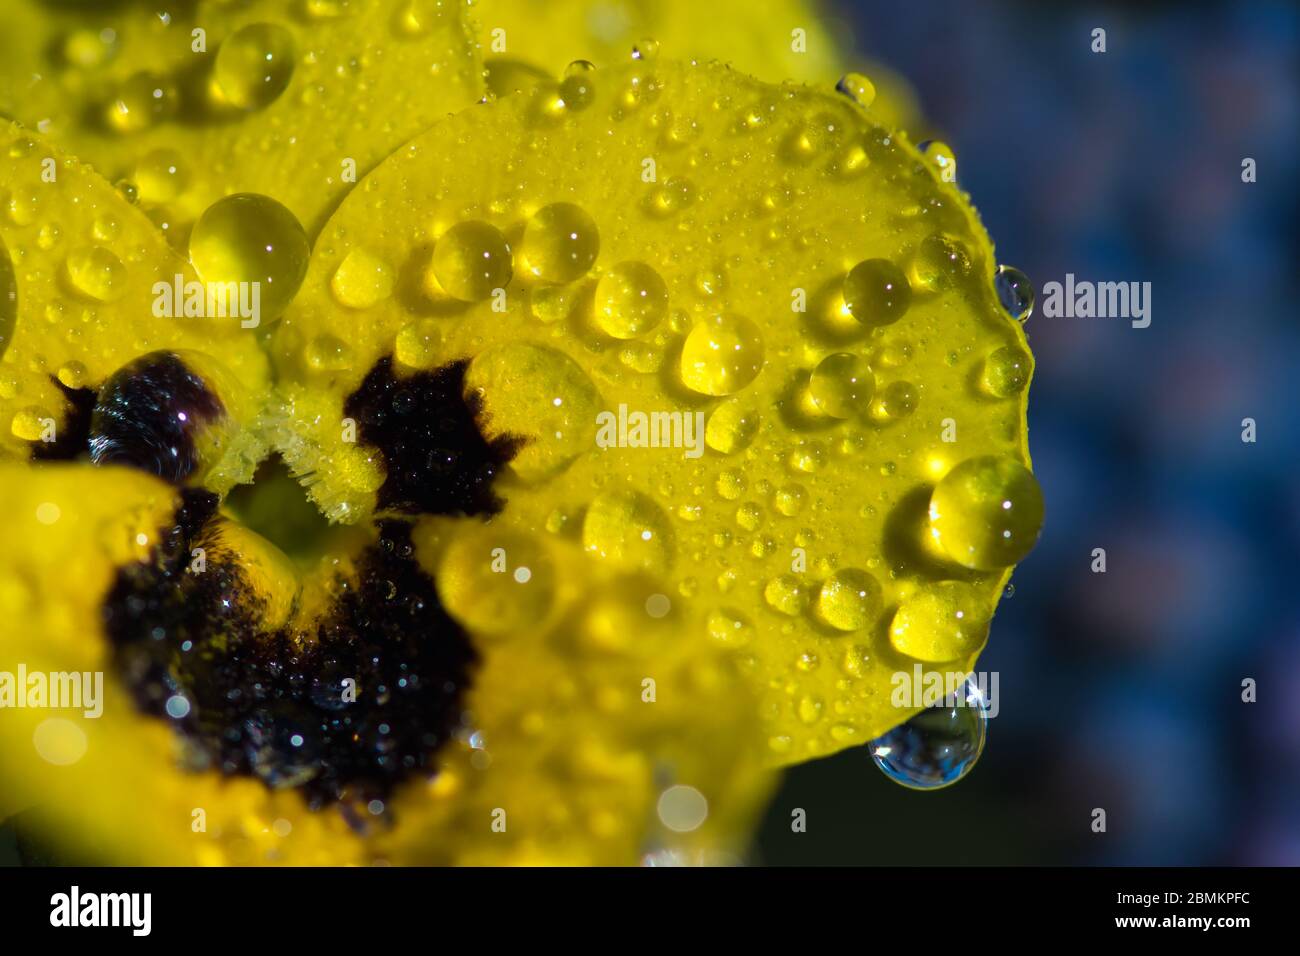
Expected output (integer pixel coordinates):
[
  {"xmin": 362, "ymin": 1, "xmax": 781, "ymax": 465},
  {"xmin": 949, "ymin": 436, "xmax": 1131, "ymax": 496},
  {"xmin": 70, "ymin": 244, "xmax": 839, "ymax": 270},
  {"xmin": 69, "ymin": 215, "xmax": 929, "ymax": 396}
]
[{"xmin": 757, "ymin": 0, "xmax": 1300, "ymax": 865}]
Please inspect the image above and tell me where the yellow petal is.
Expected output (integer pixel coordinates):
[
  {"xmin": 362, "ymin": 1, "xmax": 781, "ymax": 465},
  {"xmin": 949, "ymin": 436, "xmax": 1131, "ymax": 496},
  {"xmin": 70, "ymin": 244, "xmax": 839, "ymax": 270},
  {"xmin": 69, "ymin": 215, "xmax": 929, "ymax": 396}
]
[{"xmin": 270, "ymin": 58, "xmax": 1040, "ymax": 764}]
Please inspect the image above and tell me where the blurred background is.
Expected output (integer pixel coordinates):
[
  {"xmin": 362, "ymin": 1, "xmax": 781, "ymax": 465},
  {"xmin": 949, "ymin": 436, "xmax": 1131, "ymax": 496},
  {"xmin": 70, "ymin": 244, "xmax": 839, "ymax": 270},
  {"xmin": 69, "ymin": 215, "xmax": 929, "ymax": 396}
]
[{"xmin": 757, "ymin": 0, "xmax": 1300, "ymax": 865}]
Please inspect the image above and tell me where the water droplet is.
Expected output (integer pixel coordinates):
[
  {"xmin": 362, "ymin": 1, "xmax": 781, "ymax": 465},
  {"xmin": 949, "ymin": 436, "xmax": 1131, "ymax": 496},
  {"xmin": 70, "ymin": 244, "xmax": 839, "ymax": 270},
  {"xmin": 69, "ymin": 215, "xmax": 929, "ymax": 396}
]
[
  {"xmin": 873, "ymin": 380, "xmax": 917, "ymax": 421},
  {"xmin": 680, "ymin": 313, "xmax": 765, "ymax": 396},
  {"xmin": 919, "ymin": 140, "xmax": 958, "ymax": 182},
  {"xmin": 631, "ymin": 38, "xmax": 661, "ymax": 62},
  {"xmin": 890, "ymin": 582, "xmax": 991, "ymax": 662},
  {"xmin": 994, "ymin": 265, "xmax": 1034, "ymax": 322},
  {"xmin": 645, "ymin": 177, "xmax": 696, "ymax": 218},
  {"xmin": 214, "ymin": 23, "xmax": 297, "ymax": 111},
  {"xmin": 929, "ymin": 455, "xmax": 1044, "ymax": 570},
  {"xmin": 5, "ymin": 187, "xmax": 38, "ymax": 226},
  {"xmin": 437, "ymin": 529, "xmax": 556, "ymax": 636},
  {"xmin": 305, "ymin": 334, "xmax": 352, "ymax": 372},
  {"xmin": 843, "ymin": 258, "xmax": 911, "ymax": 327},
  {"xmin": 394, "ymin": 319, "xmax": 442, "ymax": 369},
  {"xmin": 105, "ymin": 71, "xmax": 178, "ymax": 133},
  {"xmin": 869, "ymin": 677, "xmax": 988, "ymax": 789},
  {"xmin": 11, "ymin": 406, "xmax": 52, "ymax": 442},
  {"xmin": 56, "ymin": 361, "xmax": 88, "ymax": 389},
  {"xmin": 593, "ymin": 260, "xmax": 667, "ymax": 338},
  {"xmin": 835, "ymin": 72, "xmax": 876, "ymax": 109},
  {"xmin": 331, "ymin": 247, "xmax": 395, "ymax": 309},
  {"xmin": 707, "ymin": 607, "xmax": 752, "ymax": 646},
  {"xmin": 980, "ymin": 344, "xmax": 1030, "ymax": 397},
  {"xmin": 65, "ymin": 246, "xmax": 127, "ymax": 302},
  {"xmin": 764, "ymin": 574, "xmax": 808, "ymax": 616},
  {"xmin": 465, "ymin": 342, "xmax": 601, "ymax": 480},
  {"xmin": 427, "ymin": 220, "xmax": 511, "ymax": 302},
  {"xmin": 189, "ymin": 193, "xmax": 309, "ymax": 321},
  {"xmin": 816, "ymin": 568, "xmax": 882, "ymax": 632},
  {"xmin": 582, "ymin": 489, "xmax": 673, "ymax": 575},
  {"xmin": 910, "ymin": 233, "xmax": 972, "ymax": 293},
  {"xmin": 521, "ymin": 202, "xmax": 599, "ymax": 283},
  {"xmin": 808, "ymin": 352, "xmax": 875, "ymax": 418},
  {"xmin": 705, "ymin": 400, "xmax": 759, "ymax": 454},
  {"xmin": 134, "ymin": 148, "xmax": 189, "ymax": 203},
  {"xmin": 558, "ymin": 60, "xmax": 596, "ymax": 111}
]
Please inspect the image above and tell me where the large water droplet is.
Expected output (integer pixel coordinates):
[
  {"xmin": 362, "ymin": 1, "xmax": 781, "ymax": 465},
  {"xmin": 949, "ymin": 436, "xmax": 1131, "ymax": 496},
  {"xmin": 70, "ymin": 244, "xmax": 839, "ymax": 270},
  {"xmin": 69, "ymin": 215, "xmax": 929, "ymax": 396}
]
[
  {"xmin": 65, "ymin": 246, "xmax": 127, "ymax": 302},
  {"xmin": 430, "ymin": 220, "xmax": 512, "ymax": 301},
  {"xmin": 582, "ymin": 489, "xmax": 674, "ymax": 575},
  {"xmin": 816, "ymin": 568, "xmax": 881, "ymax": 632},
  {"xmin": 331, "ymin": 247, "xmax": 394, "ymax": 309},
  {"xmin": 889, "ymin": 582, "xmax": 991, "ymax": 662},
  {"xmin": 705, "ymin": 400, "xmax": 759, "ymax": 454},
  {"xmin": 994, "ymin": 265, "xmax": 1034, "ymax": 323},
  {"xmin": 214, "ymin": 23, "xmax": 297, "ymax": 111},
  {"xmin": 521, "ymin": 202, "xmax": 599, "ymax": 283},
  {"xmin": 680, "ymin": 313, "xmax": 765, "ymax": 396},
  {"xmin": 437, "ymin": 528, "xmax": 556, "ymax": 636},
  {"xmin": 189, "ymin": 193, "xmax": 309, "ymax": 321},
  {"xmin": 842, "ymin": 258, "xmax": 911, "ymax": 328},
  {"xmin": 593, "ymin": 260, "xmax": 667, "ymax": 338},
  {"xmin": 929, "ymin": 455, "xmax": 1044, "ymax": 570},
  {"xmin": 105, "ymin": 71, "xmax": 178, "ymax": 133},
  {"xmin": 134, "ymin": 148, "xmax": 189, "ymax": 203},
  {"xmin": 980, "ymin": 344, "xmax": 1030, "ymax": 397},
  {"xmin": 869, "ymin": 676, "xmax": 988, "ymax": 789},
  {"xmin": 808, "ymin": 352, "xmax": 875, "ymax": 419}
]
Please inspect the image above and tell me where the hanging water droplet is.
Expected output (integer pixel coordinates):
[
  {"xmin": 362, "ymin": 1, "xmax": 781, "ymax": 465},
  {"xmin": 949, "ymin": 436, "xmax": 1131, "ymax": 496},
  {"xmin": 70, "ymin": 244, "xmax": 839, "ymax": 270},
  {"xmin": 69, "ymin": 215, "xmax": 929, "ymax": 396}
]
[
  {"xmin": 869, "ymin": 676, "xmax": 988, "ymax": 789},
  {"xmin": 994, "ymin": 265, "xmax": 1034, "ymax": 322},
  {"xmin": 835, "ymin": 72, "xmax": 876, "ymax": 109}
]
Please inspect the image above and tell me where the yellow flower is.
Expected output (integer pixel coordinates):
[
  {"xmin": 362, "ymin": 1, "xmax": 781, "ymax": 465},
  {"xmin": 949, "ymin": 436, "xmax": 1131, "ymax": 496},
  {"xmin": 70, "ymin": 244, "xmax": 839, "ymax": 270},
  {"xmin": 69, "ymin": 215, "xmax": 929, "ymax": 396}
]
[{"xmin": 0, "ymin": 0, "xmax": 1043, "ymax": 864}]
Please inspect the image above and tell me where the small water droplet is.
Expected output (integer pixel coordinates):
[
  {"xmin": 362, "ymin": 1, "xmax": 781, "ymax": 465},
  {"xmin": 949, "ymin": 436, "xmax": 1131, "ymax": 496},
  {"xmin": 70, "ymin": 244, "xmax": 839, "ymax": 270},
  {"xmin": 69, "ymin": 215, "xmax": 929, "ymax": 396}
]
[
  {"xmin": 835, "ymin": 72, "xmax": 876, "ymax": 109},
  {"xmin": 808, "ymin": 352, "xmax": 875, "ymax": 419},
  {"xmin": 842, "ymin": 258, "xmax": 911, "ymax": 328},
  {"xmin": 66, "ymin": 246, "xmax": 127, "ymax": 302},
  {"xmin": 430, "ymin": 221, "xmax": 512, "ymax": 301},
  {"xmin": 994, "ymin": 265, "xmax": 1034, "ymax": 322}
]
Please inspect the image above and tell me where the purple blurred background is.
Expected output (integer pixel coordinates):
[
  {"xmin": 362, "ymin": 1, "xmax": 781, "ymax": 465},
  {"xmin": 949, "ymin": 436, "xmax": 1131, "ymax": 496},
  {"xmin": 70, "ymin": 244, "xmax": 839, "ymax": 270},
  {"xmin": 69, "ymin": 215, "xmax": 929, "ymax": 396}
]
[{"xmin": 757, "ymin": 0, "xmax": 1300, "ymax": 865}]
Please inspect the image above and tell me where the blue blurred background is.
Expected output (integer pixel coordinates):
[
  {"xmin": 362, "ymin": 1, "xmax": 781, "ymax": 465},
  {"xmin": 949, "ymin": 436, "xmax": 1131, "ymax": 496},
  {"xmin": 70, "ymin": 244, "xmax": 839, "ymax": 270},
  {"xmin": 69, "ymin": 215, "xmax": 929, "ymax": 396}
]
[{"xmin": 757, "ymin": 0, "xmax": 1300, "ymax": 865}]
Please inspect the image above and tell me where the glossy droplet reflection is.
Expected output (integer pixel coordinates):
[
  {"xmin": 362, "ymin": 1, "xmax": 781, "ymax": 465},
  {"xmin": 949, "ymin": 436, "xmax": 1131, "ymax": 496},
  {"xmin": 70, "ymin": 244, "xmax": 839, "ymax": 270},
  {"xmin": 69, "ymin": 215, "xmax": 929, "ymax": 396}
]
[
  {"xmin": 431, "ymin": 220, "xmax": 512, "ymax": 301},
  {"xmin": 214, "ymin": 22, "xmax": 297, "ymax": 111},
  {"xmin": 994, "ymin": 265, "xmax": 1034, "ymax": 323},
  {"xmin": 869, "ymin": 676, "xmax": 988, "ymax": 789},
  {"xmin": 594, "ymin": 260, "xmax": 668, "ymax": 338},
  {"xmin": 189, "ymin": 193, "xmax": 309, "ymax": 321},
  {"xmin": 929, "ymin": 455, "xmax": 1044, "ymax": 570},
  {"xmin": 680, "ymin": 313, "xmax": 765, "ymax": 396},
  {"xmin": 521, "ymin": 202, "xmax": 599, "ymax": 283},
  {"xmin": 843, "ymin": 258, "xmax": 911, "ymax": 328}
]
